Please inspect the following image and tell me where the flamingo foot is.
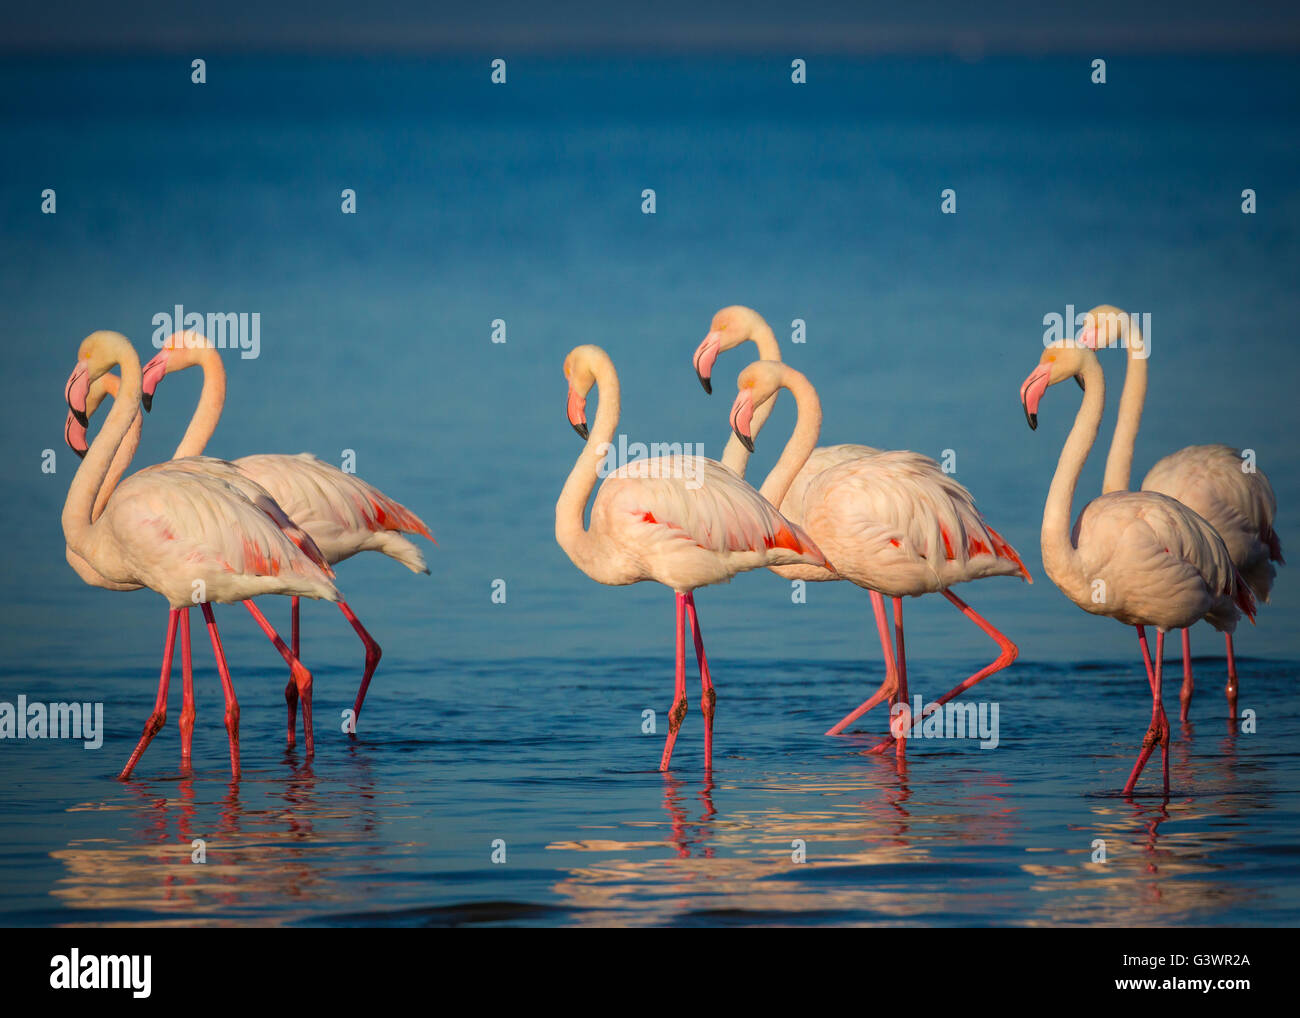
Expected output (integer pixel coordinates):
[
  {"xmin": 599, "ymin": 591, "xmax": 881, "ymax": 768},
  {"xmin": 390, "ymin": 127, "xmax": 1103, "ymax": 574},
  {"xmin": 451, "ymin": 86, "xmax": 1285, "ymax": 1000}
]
[
  {"xmin": 1121, "ymin": 706, "xmax": 1170, "ymax": 796},
  {"xmin": 1224, "ymin": 633, "xmax": 1239, "ymax": 721}
]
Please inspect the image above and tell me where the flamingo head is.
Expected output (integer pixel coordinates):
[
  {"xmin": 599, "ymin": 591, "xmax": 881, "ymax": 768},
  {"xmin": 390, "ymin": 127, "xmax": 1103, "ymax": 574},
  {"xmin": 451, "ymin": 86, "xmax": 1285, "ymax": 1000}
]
[
  {"xmin": 141, "ymin": 331, "xmax": 209, "ymax": 411},
  {"xmin": 563, "ymin": 345, "xmax": 602, "ymax": 440},
  {"xmin": 1019, "ymin": 345, "xmax": 1091, "ymax": 430},
  {"xmin": 66, "ymin": 331, "xmax": 132, "ymax": 427},
  {"xmin": 63, "ymin": 371, "xmax": 122, "ymax": 458},
  {"xmin": 693, "ymin": 305, "xmax": 767, "ymax": 394},
  {"xmin": 728, "ymin": 360, "xmax": 787, "ymax": 453}
]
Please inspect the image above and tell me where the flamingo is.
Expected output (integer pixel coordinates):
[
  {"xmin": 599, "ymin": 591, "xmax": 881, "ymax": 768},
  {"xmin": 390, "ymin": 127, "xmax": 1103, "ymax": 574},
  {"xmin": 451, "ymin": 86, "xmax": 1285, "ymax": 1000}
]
[
  {"xmin": 1076, "ymin": 305, "xmax": 1282, "ymax": 720},
  {"xmin": 128, "ymin": 331, "xmax": 434, "ymax": 737},
  {"xmin": 694, "ymin": 306, "xmax": 1029, "ymax": 752},
  {"xmin": 65, "ymin": 370, "xmax": 335, "ymax": 763},
  {"xmin": 1018, "ymin": 340, "xmax": 1254, "ymax": 795},
  {"xmin": 62, "ymin": 332, "xmax": 339, "ymax": 779},
  {"xmin": 555, "ymin": 344, "xmax": 832, "ymax": 771}
]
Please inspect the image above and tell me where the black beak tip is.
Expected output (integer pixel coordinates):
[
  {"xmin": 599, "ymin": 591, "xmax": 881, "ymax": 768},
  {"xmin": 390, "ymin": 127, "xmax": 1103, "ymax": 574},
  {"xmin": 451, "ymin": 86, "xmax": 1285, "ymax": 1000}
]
[
  {"xmin": 142, "ymin": 392, "xmax": 153, "ymax": 412},
  {"xmin": 572, "ymin": 421, "xmax": 589, "ymax": 440},
  {"xmin": 71, "ymin": 408, "xmax": 88, "ymax": 428},
  {"xmin": 1023, "ymin": 406, "xmax": 1038, "ymax": 431},
  {"xmin": 734, "ymin": 429, "xmax": 755, "ymax": 453},
  {"xmin": 73, "ymin": 445, "xmax": 86, "ymax": 460},
  {"xmin": 697, "ymin": 372, "xmax": 712, "ymax": 395},
  {"xmin": 1074, "ymin": 374, "xmax": 1085, "ymax": 391}
]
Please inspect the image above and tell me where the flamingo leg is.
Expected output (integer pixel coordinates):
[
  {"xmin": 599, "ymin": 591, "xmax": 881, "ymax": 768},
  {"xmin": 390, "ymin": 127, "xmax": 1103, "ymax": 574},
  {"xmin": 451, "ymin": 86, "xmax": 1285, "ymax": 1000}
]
[
  {"xmin": 178, "ymin": 608, "xmax": 195, "ymax": 766},
  {"xmin": 200, "ymin": 603, "xmax": 241, "ymax": 778},
  {"xmin": 1224, "ymin": 632, "xmax": 1239, "ymax": 720},
  {"xmin": 891, "ymin": 597, "xmax": 910, "ymax": 758},
  {"xmin": 658, "ymin": 592, "xmax": 688, "ymax": 772},
  {"xmin": 1178, "ymin": 628, "xmax": 1194, "ymax": 723},
  {"xmin": 118, "ymin": 608, "xmax": 179, "ymax": 780},
  {"xmin": 684, "ymin": 593, "xmax": 715, "ymax": 772},
  {"xmin": 284, "ymin": 596, "xmax": 300, "ymax": 747},
  {"xmin": 340, "ymin": 600, "xmax": 383, "ymax": 732},
  {"xmin": 826, "ymin": 590, "xmax": 898, "ymax": 736},
  {"xmin": 1121, "ymin": 625, "xmax": 1170, "ymax": 797},
  {"xmin": 245, "ymin": 600, "xmax": 313, "ymax": 757},
  {"xmin": 869, "ymin": 589, "xmax": 1018, "ymax": 755}
]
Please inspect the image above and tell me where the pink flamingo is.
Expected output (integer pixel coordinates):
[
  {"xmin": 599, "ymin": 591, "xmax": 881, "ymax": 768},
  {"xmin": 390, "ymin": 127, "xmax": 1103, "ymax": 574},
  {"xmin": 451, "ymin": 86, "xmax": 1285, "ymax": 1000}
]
[
  {"xmin": 1076, "ymin": 306, "xmax": 1282, "ymax": 720},
  {"xmin": 65, "ymin": 372, "xmax": 334, "ymax": 764},
  {"xmin": 132, "ymin": 332, "xmax": 434, "ymax": 736},
  {"xmin": 1019, "ymin": 341, "xmax": 1254, "ymax": 795},
  {"xmin": 555, "ymin": 345, "xmax": 832, "ymax": 772},
  {"xmin": 695, "ymin": 307, "xmax": 1029, "ymax": 753},
  {"xmin": 62, "ymin": 332, "xmax": 339, "ymax": 779}
]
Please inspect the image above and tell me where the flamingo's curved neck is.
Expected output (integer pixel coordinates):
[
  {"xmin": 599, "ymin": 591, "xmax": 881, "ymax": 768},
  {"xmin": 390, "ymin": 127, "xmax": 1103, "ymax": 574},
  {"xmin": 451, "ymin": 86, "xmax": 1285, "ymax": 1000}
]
[
  {"xmin": 1041, "ymin": 356, "xmax": 1106, "ymax": 603},
  {"xmin": 63, "ymin": 341, "xmax": 143, "ymax": 559},
  {"xmin": 1096, "ymin": 308, "xmax": 1148, "ymax": 494},
  {"xmin": 722, "ymin": 320, "xmax": 783, "ymax": 475},
  {"xmin": 758, "ymin": 366, "xmax": 822, "ymax": 509},
  {"xmin": 90, "ymin": 375, "xmax": 142, "ymax": 522},
  {"xmin": 173, "ymin": 344, "xmax": 226, "ymax": 458},
  {"xmin": 555, "ymin": 354, "xmax": 621, "ymax": 570}
]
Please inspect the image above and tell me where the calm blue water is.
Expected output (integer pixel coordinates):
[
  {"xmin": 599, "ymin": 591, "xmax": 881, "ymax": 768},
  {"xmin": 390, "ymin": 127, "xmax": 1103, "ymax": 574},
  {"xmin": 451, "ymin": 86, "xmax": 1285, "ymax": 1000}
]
[{"xmin": 0, "ymin": 54, "xmax": 1297, "ymax": 926}]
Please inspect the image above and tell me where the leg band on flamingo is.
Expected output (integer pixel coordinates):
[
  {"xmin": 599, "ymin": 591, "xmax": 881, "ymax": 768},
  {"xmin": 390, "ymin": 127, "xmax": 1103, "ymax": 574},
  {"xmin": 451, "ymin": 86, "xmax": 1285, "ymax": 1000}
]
[
  {"xmin": 826, "ymin": 590, "xmax": 898, "ymax": 736},
  {"xmin": 119, "ymin": 608, "xmax": 180, "ymax": 781},
  {"xmin": 659, "ymin": 592, "xmax": 689, "ymax": 772},
  {"xmin": 868, "ymin": 589, "xmax": 1018, "ymax": 755}
]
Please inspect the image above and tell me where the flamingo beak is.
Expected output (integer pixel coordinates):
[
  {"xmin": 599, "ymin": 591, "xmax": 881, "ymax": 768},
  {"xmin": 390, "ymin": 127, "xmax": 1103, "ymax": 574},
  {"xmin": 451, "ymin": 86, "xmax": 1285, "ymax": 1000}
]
[
  {"xmin": 141, "ymin": 350, "xmax": 169, "ymax": 412},
  {"xmin": 729, "ymin": 388, "xmax": 756, "ymax": 453},
  {"xmin": 693, "ymin": 332, "xmax": 722, "ymax": 395},
  {"xmin": 566, "ymin": 388, "xmax": 589, "ymax": 440},
  {"xmin": 64, "ymin": 410, "xmax": 88, "ymax": 459},
  {"xmin": 1019, "ymin": 364, "xmax": 1052, "ymax": 431},
  {"xmin": 65, "ymin": 361, "xmax": 91, "ymax": 427}
]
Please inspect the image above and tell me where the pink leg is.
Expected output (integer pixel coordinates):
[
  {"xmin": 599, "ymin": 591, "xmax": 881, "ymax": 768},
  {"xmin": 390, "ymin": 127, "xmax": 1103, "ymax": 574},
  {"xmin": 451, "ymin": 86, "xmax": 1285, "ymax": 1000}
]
[
  {"xmin": 341, "ymin": 600, "xmax": 383, "ymax": 731},
  {"xmin": 891, "ymin": 597, "xmax": 910, "ymax": 758},
  {"xmin": 284, "ymin": 597, "xmax": 300, "ymax": 747},
  {"xmin": 658, "ymin": 592, "xmax": 688, "ymax": 772},
  {"xmin": 1224, "ymin": 632, "xmax": 1239, "ymax": 720},
  {"xmin": 200, "ymin": 603, "xmax": 241, "ymax": 778},
  {"xmin": 684, "ymin": 593, "xmax": 715, "ymax": 771},
  {"xmin": 869, "ymin": 589, "xmax": 1018, "ymax": 754},
  {"xmin": 1121, "ymin": 625, "xmax": 1170, "ymax": 797},
  {"xmin": 1178, "ymin": 628, "xmax": 1193, "ymax": 724},
  {"xmin": 826, "ymin": 590, "xmax": 898, "ymax": 736},
  {"xmin": 245, "ymin": 600, "xmax": 313, "ymax": 757},
  {"xmin": 178, "ymin": 608, "xmax": 195, "ymax": 766},
  {"xmin": 119, "ymin": 608, "xmax": 179, "ymax": 780}
]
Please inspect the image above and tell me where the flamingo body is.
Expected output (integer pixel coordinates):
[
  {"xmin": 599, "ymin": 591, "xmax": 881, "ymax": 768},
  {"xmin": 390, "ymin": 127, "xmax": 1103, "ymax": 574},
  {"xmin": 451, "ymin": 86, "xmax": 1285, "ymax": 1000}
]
[{"xmin": 1140, "ymin": 443, "xmax": 1282, "ymax": 603}]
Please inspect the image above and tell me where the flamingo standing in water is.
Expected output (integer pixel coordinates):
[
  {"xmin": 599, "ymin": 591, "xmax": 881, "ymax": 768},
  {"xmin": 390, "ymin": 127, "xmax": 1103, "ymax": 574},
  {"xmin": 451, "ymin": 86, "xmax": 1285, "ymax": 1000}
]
[
  {"xmin": 1018, "ymin": 341, "xmax": 1253, "ymax": 794},
  {"xmin": 62, "ymin": 332, "xmax": 339, "ymax": 778},
  {"xmin": 555, "ymin": 344, "xmax": 831, "ymax": 771},
  {"xmin": 1075, "ymin": 306, "xmax": 1282, "ymax": 720},
  {"xmin": 130, "ymin": 332, "xmax": 434, "ymax": 737},
  {"xmin": 66, "ymin": 370, "xmax": 333, "ymax": 763},
  {"xmin": 694, "ymin": 307, "xmax": 1029, "ymax": 753}
]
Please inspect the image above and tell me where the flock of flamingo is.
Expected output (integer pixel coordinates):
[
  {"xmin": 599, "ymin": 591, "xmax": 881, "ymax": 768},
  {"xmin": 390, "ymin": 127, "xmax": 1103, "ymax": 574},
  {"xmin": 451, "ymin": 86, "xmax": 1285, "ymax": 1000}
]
[{"xmin": 61, "ymin": 304, "xmax": 1281, "ymax": 795}]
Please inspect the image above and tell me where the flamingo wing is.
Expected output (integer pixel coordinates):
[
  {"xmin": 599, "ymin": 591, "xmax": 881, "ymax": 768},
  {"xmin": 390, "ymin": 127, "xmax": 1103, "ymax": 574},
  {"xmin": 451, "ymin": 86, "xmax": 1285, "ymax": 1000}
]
[
  {"xmin": 98, "ymin": 466, "xmax": 339, "ymax": 603},
  {"xmin": 594, "ymin": 455, "xmax": 829, "ymax": 567},
  {"xmin": 234, "ymin": 453, "xmax": 433, "ymax": 570}
]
